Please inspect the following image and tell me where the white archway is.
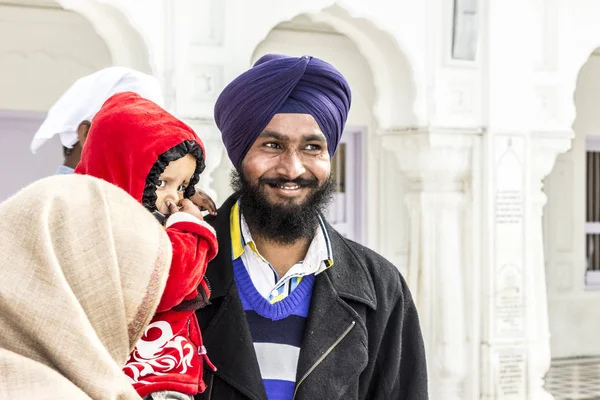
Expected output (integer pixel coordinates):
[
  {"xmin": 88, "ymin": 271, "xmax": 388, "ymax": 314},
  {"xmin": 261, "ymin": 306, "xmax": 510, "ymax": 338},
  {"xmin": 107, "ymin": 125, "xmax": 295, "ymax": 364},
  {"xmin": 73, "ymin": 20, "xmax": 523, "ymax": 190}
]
[
  {"xmin": 244, "ymin": 4, "xmax": 417, "ymax": 265},
  {"xmin": 251, "ymin": 14, "xmax": 379, "ymax": 246},
  {"xmin": 562, "ymin": 45, "xmax": 600, "ymax": 136},
  {"xmin": 0, "ymin": 1, "xmax": 119, "ymax": 200},
  {"xmin": 300, "ymin": 4, "xmax": 418, "ymax": 129},
  {"xmin": 544, "ymin": 49, "xmax": 600, "ymax": 359},
  {"xmin": 553, "ymin": 1, "xmax": 600, "ymax": 137},
  {"xmin": 55, "ymin": 0, "xmax": 154, "ymax": 74},
  {"xmin": 536, "ymin": 1, "xmax": 600, "ymax": 363},
  {"xmin": 240, "ymin": 3, "xmax": 420, "ymax": 129}
]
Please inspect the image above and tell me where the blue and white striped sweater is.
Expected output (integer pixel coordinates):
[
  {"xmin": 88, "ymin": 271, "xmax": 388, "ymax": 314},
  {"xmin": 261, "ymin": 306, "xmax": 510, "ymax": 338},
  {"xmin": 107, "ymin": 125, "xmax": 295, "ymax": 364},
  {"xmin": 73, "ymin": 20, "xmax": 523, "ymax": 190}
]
[{"xmin": 233, "ymin": 257, "xmax": 315, "ymax": 400}]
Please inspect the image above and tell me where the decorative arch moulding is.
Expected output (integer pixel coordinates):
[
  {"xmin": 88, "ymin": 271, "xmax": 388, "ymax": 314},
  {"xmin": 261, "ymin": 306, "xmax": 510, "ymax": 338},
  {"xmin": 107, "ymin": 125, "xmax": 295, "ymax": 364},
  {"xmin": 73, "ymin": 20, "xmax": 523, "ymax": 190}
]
[
  {"xmin": 54, "ymin": 0, "xmax": 154, "ymax": 74},
  {"xmin": 245, "ymin": 2, "xmax": 423, "ymax": 129}
]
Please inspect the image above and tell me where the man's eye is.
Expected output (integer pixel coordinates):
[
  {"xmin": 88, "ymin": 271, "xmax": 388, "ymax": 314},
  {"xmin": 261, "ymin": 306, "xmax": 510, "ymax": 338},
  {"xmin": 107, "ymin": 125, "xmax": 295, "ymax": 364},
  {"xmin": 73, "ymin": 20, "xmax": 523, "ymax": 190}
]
[
  {"xmin": 265, "ymin": 142, "xmax": 280, "ymax": 149},
  {"xmin": 306, "ymin": 144, "xmax": 322, "ymax": 151},
  {"xmin": 157, "ymin": 180, "xmax": 166, "ymax": 188}
]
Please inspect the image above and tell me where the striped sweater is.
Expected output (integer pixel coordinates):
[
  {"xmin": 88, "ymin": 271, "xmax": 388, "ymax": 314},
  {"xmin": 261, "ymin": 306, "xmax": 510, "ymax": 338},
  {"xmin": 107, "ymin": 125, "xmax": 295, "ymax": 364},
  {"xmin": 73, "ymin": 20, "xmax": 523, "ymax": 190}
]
[{"xmin": 233, "ymin": 257, "xmax": 315, "ymax": 400}]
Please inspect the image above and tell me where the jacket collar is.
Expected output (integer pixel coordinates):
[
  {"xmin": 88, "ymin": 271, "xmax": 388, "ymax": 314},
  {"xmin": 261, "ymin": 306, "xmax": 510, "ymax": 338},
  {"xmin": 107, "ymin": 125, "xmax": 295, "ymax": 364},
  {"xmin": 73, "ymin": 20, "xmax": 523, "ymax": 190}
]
[{"xmin": 205, "ymin": 194, "xmax": 377, "ymax": 310}]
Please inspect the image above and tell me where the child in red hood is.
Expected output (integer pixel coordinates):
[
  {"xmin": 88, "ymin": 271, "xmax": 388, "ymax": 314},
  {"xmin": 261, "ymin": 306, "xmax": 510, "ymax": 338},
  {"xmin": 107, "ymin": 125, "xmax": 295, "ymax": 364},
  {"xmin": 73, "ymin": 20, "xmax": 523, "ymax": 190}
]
[{"xmin": 75, "ymin": 92, "xmax": 218, "ymax": 399}]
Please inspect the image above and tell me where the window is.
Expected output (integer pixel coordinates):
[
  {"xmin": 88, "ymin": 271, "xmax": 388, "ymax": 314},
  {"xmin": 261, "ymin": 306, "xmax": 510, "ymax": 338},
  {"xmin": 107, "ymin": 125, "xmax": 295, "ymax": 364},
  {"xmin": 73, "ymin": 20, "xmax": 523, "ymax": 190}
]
[
  {"xmin": 585, "ymin": 138, "xmax": 600, "ymax": 289},
  {"xmin": 331, "ymin": 143, "xmax": 346, "ymax": 194},
  {"xmin": 325, "ymin": 129, "xmax": 364, "ymax": 243}
]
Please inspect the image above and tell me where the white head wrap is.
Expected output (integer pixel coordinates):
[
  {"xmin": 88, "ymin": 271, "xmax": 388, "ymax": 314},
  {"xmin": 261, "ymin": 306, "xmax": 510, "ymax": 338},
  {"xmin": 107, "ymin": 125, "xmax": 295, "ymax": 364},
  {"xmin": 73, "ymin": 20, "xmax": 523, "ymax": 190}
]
[{"xmin": 30, "ymin": 66, "xmax": 164, "ymax": 153}]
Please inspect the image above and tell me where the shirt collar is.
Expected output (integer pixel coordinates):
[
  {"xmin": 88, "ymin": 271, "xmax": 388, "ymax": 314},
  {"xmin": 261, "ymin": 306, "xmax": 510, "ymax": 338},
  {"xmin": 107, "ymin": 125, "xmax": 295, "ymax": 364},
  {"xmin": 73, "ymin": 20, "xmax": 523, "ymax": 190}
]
[
  {"xmin": 229, "ymin": 201, "xmax": 334, "ymax": 274},
  {"xmin": 56, "ymin": 165, "xmax": 75, "ymax": 175}
]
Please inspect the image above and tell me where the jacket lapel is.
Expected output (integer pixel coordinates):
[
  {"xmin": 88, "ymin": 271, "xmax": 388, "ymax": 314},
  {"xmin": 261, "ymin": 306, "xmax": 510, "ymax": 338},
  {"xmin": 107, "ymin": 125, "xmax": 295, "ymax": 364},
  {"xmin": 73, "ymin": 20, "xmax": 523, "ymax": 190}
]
[
  {"xmin": 201, "ymin": 196, "xmax": 268, "ymax": 400},
  {"xmin": 202, "ymin": 286, "xmax": 268, "ymax": 400},
  {"xmin": 294, "ymin": 226, "xmax": 377, "ymax": 400}
]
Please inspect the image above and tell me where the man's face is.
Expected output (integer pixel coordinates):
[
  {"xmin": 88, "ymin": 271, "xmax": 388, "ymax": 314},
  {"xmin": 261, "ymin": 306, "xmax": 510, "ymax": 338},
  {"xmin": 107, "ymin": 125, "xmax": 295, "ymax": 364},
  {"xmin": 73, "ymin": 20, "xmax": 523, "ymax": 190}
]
[
  {"xmin": 241, "ymin": 113, "xmax": 331, "ymax": 208},
  {"xmin": 234, "ymin": 113, "xmax": 335, "ymax": 244}
]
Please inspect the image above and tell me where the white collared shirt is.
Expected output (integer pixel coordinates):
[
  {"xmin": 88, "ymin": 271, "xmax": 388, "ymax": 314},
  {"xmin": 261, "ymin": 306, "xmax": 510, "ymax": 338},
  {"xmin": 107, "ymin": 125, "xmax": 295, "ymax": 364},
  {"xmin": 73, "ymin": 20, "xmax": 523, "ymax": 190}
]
[{"xmin": 230, "ymin": 201, "xmax": 333, "ymax": 303}]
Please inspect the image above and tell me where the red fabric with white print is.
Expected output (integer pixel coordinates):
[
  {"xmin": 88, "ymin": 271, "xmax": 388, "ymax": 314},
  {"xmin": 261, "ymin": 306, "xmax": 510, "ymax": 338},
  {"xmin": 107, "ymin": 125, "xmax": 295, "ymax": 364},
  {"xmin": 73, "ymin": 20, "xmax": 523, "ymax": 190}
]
[
  {"xmin": 123, "ymin": 216, "xmax": 218, "ymax": 397},
  {"xmin": 123, "ymin": 309, "xmax": 215, "ymax": 397}
]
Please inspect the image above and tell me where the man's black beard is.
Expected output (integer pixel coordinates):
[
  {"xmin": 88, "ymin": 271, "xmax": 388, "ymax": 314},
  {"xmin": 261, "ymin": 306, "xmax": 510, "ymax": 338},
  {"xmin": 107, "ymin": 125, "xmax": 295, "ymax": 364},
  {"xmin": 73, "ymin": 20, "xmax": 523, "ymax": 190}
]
[{"xmin": 231, "ymin": 170, "xmax": 335, "ymax": 245}]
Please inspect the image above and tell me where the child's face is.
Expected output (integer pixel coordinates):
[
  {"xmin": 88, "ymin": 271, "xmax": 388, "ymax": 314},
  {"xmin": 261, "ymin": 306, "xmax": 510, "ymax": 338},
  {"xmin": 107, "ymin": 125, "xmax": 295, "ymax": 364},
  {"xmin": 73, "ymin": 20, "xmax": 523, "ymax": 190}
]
[{"xmin": 155, "ymin": 153, "xmax": 197, "ymax": 214}]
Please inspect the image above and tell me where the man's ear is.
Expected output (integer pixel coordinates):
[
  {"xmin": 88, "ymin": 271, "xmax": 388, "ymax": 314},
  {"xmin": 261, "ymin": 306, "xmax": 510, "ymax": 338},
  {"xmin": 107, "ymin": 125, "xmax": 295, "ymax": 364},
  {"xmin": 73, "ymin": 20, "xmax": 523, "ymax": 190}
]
[{"xmin": 77, "ymin": 120, "xmax": 91, "ymax": 145}]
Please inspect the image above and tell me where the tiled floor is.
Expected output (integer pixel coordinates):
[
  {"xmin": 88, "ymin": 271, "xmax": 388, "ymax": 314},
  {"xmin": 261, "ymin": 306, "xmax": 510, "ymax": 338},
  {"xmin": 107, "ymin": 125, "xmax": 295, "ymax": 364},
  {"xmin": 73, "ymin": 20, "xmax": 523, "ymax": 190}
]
[{"xmin": 545, "ymin": 357, "xmax": 600, "ymax": 400}]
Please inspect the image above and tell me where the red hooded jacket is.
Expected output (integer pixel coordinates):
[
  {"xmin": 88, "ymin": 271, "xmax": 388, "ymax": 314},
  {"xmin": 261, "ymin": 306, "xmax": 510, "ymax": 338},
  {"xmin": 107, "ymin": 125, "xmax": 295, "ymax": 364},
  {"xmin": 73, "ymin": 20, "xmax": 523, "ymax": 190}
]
[{"xmin": 75, "ymin": 92, "xmax": 217, "ymax": 396}]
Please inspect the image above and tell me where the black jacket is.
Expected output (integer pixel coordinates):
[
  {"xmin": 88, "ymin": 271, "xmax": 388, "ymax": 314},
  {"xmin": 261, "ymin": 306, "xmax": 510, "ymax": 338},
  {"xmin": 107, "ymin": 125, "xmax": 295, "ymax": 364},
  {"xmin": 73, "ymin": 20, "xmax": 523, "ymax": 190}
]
[{"xmin": 195, "ymin": 195, "xmax": 428, "ymax": 400}]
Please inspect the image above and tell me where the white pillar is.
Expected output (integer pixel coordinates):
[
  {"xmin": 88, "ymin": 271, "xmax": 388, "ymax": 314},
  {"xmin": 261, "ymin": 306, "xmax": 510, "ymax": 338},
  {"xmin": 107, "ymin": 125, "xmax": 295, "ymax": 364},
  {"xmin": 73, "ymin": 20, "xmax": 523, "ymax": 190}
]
[
  {"xmin": 527, "ymin": 132, "xmax": 572, "ymax": 400},
  {"xmin": 184, "ymin": 119, "xmax": 225, "ymax": 203},
  {"xmin": 482, "ymin": 133, "xmax": 529, "ymax": 400},
  {"xmin": 481, "ymin": 131, "xmax": 570, "ymax": 400},
  {"xmin": 382, "ymin": 128, "xmax": 476, "ymax": 400}
]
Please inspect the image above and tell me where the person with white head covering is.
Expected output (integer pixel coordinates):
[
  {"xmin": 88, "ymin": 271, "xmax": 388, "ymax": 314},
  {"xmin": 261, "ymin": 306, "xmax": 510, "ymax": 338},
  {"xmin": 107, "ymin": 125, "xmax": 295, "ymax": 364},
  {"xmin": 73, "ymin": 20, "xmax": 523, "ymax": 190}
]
[
  {"xmin": 0, "ymin": 174, "xmax": 172, "ymax": 399},
  {"xmin": 30, "ymin": 66, "xmax": 164, "ymax": 175}
]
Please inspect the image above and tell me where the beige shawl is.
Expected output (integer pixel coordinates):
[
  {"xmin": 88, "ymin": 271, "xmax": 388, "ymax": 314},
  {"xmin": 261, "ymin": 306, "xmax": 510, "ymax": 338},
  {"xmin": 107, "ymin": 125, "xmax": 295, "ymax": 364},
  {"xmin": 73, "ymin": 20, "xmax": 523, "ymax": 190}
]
[{"xmin": 0, "ymin": 175, "xmax": 172, "ymax": 399}]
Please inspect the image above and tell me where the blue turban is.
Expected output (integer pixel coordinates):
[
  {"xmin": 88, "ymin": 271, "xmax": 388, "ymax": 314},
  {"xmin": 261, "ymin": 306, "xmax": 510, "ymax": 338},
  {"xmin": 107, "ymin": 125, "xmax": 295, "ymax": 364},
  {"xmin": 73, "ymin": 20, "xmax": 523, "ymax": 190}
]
[{"xmin": 214, "ymin": 54, "xmax": 352, "ymax": 170}]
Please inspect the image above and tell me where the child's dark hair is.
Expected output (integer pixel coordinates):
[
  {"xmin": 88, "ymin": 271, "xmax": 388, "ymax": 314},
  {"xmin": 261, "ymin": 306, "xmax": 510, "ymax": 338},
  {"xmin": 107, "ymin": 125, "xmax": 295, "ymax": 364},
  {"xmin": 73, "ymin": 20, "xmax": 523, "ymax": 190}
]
[{"xmin": 142, "ymin": 140, "xmax": 205, "ymax": 211}]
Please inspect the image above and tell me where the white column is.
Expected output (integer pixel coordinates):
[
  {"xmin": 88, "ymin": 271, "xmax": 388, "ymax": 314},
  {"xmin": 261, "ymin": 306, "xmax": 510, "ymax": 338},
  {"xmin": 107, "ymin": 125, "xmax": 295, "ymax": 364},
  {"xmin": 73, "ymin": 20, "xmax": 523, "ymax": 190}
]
[
  {"xmin": 527, "ymin": 132, "xmax": 572, "ymax": 400},
  {"xmin": 184, "ymin": 119, "xmax": 225, "ymax": 203},
  {"xmin": 167, "ymin": 1, "xmax": 230, "ymax": 204},
  {"xmin": 482, "ymin": 133, "xmax": 530, "ymax": 400},
  {"xmin": 481, "ymin": 131, "xmax": 570, "ymax": 400},
  {"xmin": 382, "ymin": 128, "xmax": 476, "ymax": 400}
]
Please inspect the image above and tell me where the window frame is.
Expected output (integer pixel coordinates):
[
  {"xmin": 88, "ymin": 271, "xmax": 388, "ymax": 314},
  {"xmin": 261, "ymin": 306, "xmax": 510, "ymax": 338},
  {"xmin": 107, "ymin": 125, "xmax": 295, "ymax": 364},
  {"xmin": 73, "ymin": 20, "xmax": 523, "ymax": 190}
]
[{"xmin": 585, "ymin": 137, "xmax": 600, "ymax": 290}]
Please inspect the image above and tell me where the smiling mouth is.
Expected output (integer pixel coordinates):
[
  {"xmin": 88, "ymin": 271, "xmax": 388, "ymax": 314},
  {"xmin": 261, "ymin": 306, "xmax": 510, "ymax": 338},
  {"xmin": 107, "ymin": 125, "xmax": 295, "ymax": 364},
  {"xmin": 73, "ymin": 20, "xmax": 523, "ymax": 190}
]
[
  {"xmin": 261, "ymin": 178, "xmax": 317, "ymax": 193},
  {"xmin": 270, "ymin": 183, "xmax": 301, "ymax": 190}
]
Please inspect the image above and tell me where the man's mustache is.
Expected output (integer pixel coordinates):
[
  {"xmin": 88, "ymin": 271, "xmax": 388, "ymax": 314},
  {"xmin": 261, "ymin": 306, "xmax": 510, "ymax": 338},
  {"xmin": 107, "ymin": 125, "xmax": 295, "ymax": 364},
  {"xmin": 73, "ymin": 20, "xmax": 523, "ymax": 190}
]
[{"xmin": 258, "ymin": 177, "xmax": 319, "ymax": 188}]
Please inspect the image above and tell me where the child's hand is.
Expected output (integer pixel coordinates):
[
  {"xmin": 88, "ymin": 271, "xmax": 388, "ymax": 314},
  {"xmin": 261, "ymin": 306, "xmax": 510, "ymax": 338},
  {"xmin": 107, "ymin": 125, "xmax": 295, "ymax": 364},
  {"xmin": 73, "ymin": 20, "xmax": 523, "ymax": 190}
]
[
  {"xmin": 190, "ymin": 189, "xmax": 217, "ymax": 216},
  {"xmin": 167, "ymin": 199, "xmax": 205, "ymax": 221}
]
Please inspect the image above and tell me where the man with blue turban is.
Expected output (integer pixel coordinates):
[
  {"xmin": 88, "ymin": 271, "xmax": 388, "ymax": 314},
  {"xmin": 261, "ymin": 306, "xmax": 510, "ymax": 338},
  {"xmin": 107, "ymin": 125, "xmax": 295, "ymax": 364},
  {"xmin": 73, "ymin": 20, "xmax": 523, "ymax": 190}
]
[{"xmin": 196, "ymin": 54, "xmax": 428, "ymax": 400}]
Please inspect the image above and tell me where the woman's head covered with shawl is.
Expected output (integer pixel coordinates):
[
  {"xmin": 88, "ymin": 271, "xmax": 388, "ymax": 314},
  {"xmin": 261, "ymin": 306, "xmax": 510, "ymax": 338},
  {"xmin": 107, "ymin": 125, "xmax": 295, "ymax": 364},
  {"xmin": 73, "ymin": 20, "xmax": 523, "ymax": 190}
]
[
  {"xmin": 0, "ymin": 174, "xmax": 172, "ymax": 399},
  {"xmin": 214, "ymin": 54, "xmax": 352, "ymax": 170}
]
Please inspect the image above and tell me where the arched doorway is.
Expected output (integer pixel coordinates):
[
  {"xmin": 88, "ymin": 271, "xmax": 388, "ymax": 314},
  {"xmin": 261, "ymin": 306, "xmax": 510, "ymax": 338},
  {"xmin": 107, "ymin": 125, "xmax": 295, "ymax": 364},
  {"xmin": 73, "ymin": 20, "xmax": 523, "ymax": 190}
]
[
  {"xmin": 239, "ymin": 4, "xmax": 418, "ymax": 264},
  {"xmin": 543, "ymin": 48, "xmax": 600, "ymax": 398},
  {"xmin": 0, "ymin": 0, "xmax": 152, "ymax": 201},
  {"xmin": 55, "ymin": 0, "xmax": 154, "ymax": 74},
  {"xmin": 545, "ymin": 49, "xmax": 600, "ymax": 359},
  {"xmin": 251, "ymin": 15, "xmax": 376, "ymax": 245}
]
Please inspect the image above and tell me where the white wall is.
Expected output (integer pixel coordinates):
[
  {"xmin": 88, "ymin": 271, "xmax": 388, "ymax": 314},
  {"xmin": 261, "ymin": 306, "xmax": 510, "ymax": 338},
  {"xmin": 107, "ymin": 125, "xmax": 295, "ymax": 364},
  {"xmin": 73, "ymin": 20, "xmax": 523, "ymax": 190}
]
[
  {"xmin": 0, "ymin": 3, "xmax": 112, "ymax": 111},
  {"xmin": 544, "ymin": 54, "xmax": 600, "ymax": 358},
  {"xmin": 0, "ymin": 111, "xmax": 62, "ymax": 202},
  {"xmin": 0, "ymin": 3, "xmax": 112, "ymax": 199}
]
